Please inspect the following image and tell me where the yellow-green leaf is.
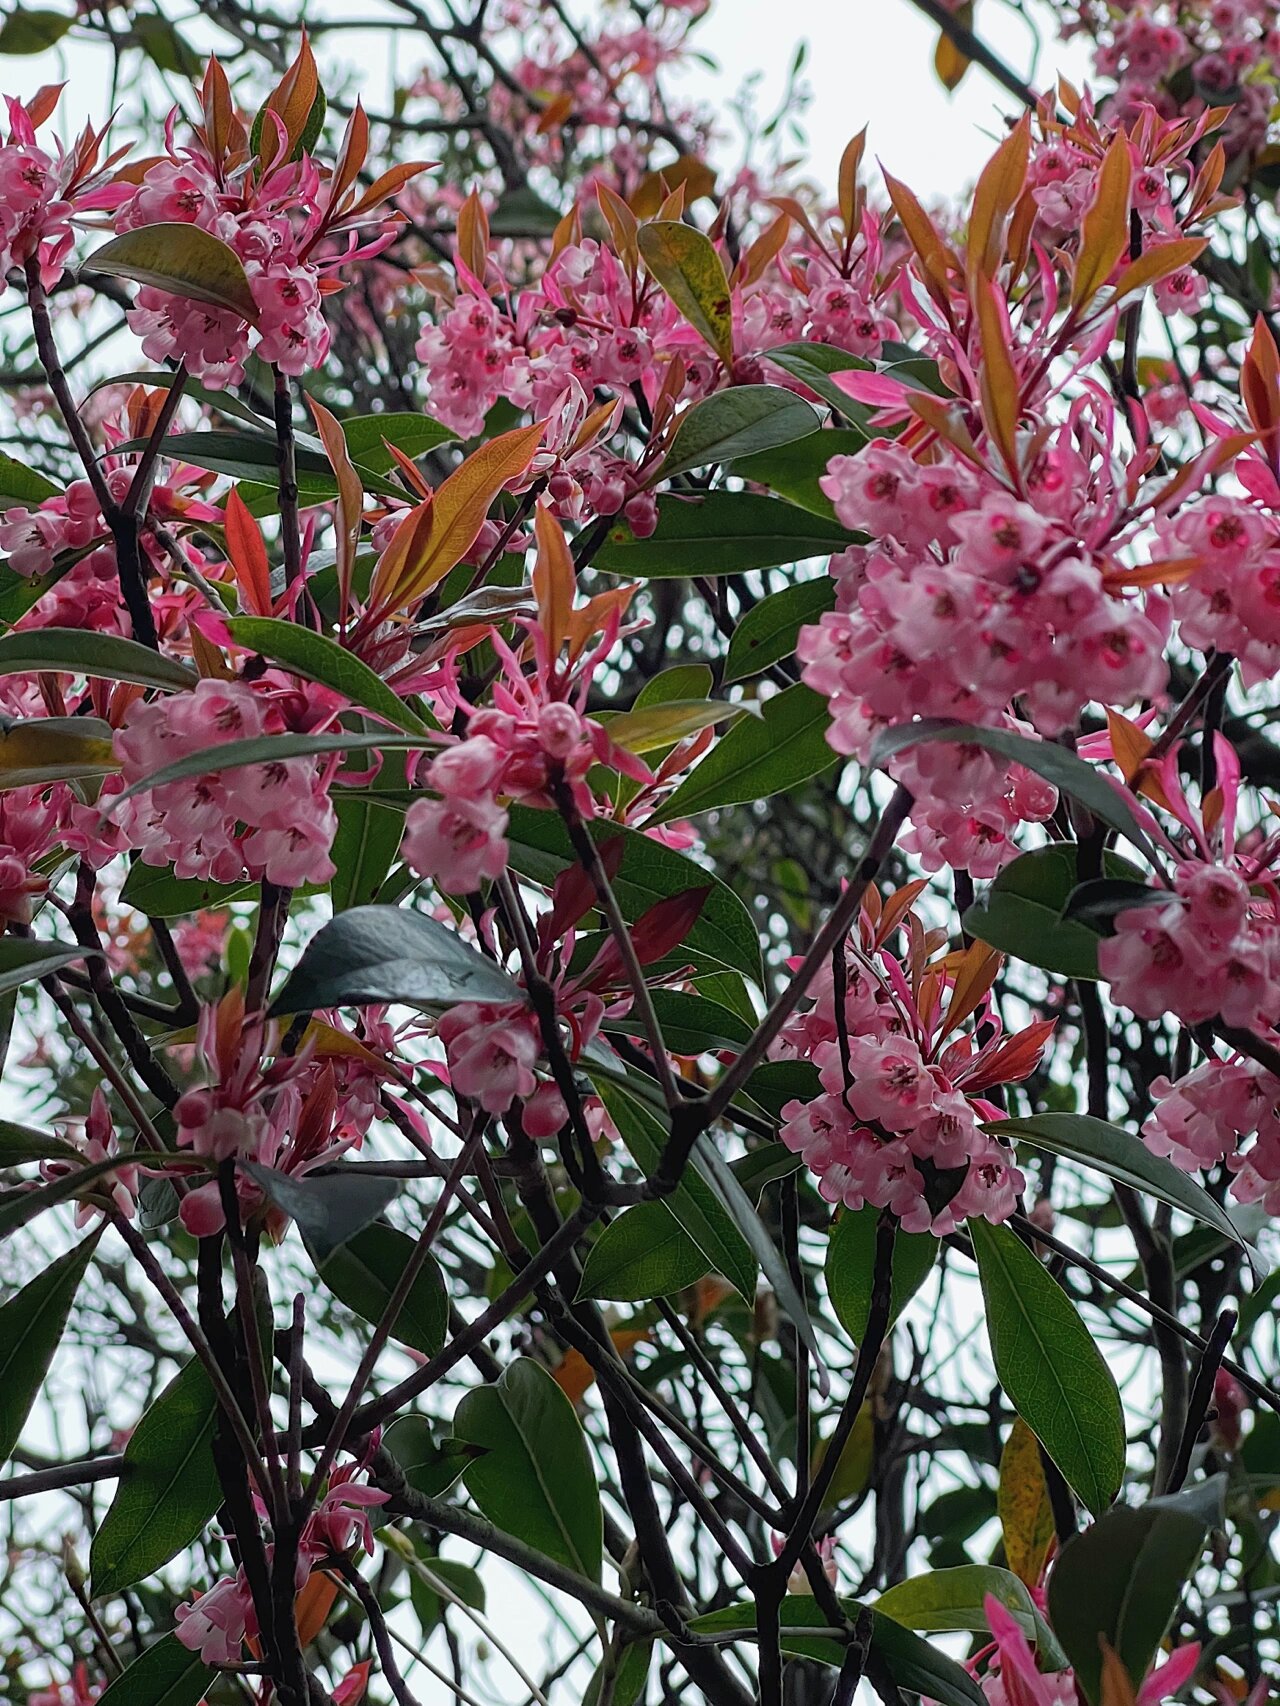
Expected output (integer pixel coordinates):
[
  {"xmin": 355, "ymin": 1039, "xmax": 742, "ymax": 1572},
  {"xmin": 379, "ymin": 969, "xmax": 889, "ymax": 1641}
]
[
  {"xmin": 637, "ymin": 220, "xmax": 734, "ymax": 365},
  {"xmin": 0, "ymin": 716, "xmax": 117, "ymax": 790},
  {"xmin": 998, "ymin": 1416, "xmax": 1055, "ymax": 1588}
]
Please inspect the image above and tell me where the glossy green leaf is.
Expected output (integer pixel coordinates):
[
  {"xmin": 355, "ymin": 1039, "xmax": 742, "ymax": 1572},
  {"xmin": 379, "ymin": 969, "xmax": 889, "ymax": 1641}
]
[
  {"xmin": 93, "ymin": 1634, "xmax": 213, "ymax": 1706},
  {"xmin": 764, "ymin": 342, "xmax": 874, "ymax": 415},
  {"xmin": 653, "ymin": 683, "xmax": 836, "ymax": 822},
  {"xmin": 383, "ymin": 1413, "xmax": 479, "ymax": 1499},
  {"xmin": 90, "ymin": 1358, "xmax": 220, "ymax": 1598},
  {"xmin": 962, "ymin": 844, "xmax": 1111, "ymax": 980},
  {"xmin": 0, "ymin": 628, "xmax": 196, "ymax": 692},
  {"xmin": 873, "ymin": 722, "xmax": 1156, "ymax": 859},
  {"xmin": 595, "ymin": 491, "xmax": 856, "ymax": 578},
  {"xmin": 455, "ymin": 1358, "xmax": 604, "ymax": 1580},
  {"xmin": 224, "ymin": 617, "xmax": 429, "ymax": 734},
  {"xmin": 88, "ymin": 223, "xmax": 258, "ymax": 322},
  {"xmin": 0, "ymin": 713, "xmax": 117, "ymax": 788},
  {"xmin": 0, "ymin": 451, "xmax": 61, "ymax": 504},
  {"xmin": 826, "ymin": 1207, "xmax": 938, "ymax": 1344},
  {"xmin": 330, "ymin": 793, "xmax": 405, "ymax": 913},
  {"xmin": 0, "ymin": 1234, "xmax": 99, "ymax": 1464},
  {"xmin": 270, "ymin": 904, "xmax": 525, "ymax": 1016},
  {"xmin": 604, "ymin": 697, "xmax": 747, "ymax": 756},
  {"xmin": 637, "ymin": 220, "xmax": 734, "ymax": 363},
  {"xmin": 986, "ymin": 1111, "xmax": 1248, "ymax": 1255},
  {"xmin": 240, "ymin": 1162, "xmax": 399, "ymax": 1263},
  {"xmin": 583, "ymin": 1640, "xmax": 652, "ymax": 1706},
  {"xmin": 0, "ymin": 1119, "xmax": 76, "ymax": 1165},
  {"xmin": 576, "ymin": 1200, "xmax": 712, "ymax": 1301},
  {"xmin": 594, "ymin": 1079, "xmax": 756, "ymax": 1300},
  {"xmin": 661, "ymin": 385, "xmax": 821, "ymax": 479},
  {"xmin": 687, "ymin": 1597, "xmax": 985, "ymax": 1706},
  {"xmin": 313, "ymin": 1221, "xmax": 448, "ymax": 1356},
  {"xmin": 970, "ymin": 1218, "xmax": 1124, "ymax": 1516},
  {"xmin": 1048, "ymin": 1477, "xmax": 1224, "ymax": 1704},
  {"xmin": 506, "ymin": 806, "xmax": 762, "ymax": 985},
  {"xmin": 724, "ymin": 577, "xmax": 835, "ymax": 682},
  {"xmin": 876, "ymin": 1564, "xmax": 1067, "ymax": 1669},
  {"xmin": 608, "ymin": 988, "xmax": 753, "ymax": 1057},
  {"xmin": 735, "ymin": 426, "xmax": 869, "ymax": 517},
  {"xmin": 119, "ymin": 861, "xmax": 257, "ymax": 918},
  {"xmin": 0, "ymin": 936, "xmax": 94, "ymax": 997}
]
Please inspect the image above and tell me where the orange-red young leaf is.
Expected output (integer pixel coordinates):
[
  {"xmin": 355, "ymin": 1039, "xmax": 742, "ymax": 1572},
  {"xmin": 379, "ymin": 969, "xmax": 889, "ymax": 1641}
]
[
  {"xmin": 1109, "ymin": 236, "xmax": 1208, "ymax": 304},
  {"xmin": 307, "ymin": 396, "xmax": 364, "ymax": 623},
  {"xmin": 596, "ymin": 183, "xmax": 640, "ymax": 272},
  {"xmin": 1071, "ymin": 131, "xmax": 1133, "ymax": 309},
  {"xmin": 838, "ymin": 129, "xmax": 867, "ymax": 235},
  {"xmin": 734, "ymin": 211, "xmax": 791, "ymax": 290},
  {"xmin": 965, "ymin": 112, "xmax": 1031, "ymax": 292},
  {"xmin": 1242, "ymin": 313, "xmax": 1280, "ymax": 472},
  {"xmin": 532, "ymin": 505, "xmax": 576, "ymax": 658},
  {"xmin": 1106, "ymin": 708, "xmax": 1172, "ymax": 810},
  {"xmin": 457, "ymin": 189, "xmax": 490, "ymax": 284},
  {"xmin": 976, "ymin": 280, "xmax": 1022, "ymax": 479},
  {"xmin": 224, "ymin": 486, "xmax": 272, "ymax": 617},
  {"xmin": 262, "ymin": 30, "xmax": 320, "ymax": 164},
  {"xmin": 885, "ymin": 172, "xmax": 957, "ymax": 310},
  {"xmin": 368, "ymin": 420, "xmax": 545, "ymax": 618}
]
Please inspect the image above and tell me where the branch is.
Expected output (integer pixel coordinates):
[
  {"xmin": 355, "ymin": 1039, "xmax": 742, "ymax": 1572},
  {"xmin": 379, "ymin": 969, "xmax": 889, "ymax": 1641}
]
[{"xmin": 905, "ymin": 0, "xmax": 1037, "ymax": 108}]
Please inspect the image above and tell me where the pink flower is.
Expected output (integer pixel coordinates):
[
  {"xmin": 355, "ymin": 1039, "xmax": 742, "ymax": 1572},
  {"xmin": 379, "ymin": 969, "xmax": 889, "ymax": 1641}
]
[
  {"xmin": 175, "ymin": 1571, "xmax": 256, "ymax": 1667},
  {"xmin": 437, "ymin": 1002, "xmax": 540, "ymax": 1113},
  {"xmin": 401, "ymin": 793, "xmax": 510, "ymax": 893}
]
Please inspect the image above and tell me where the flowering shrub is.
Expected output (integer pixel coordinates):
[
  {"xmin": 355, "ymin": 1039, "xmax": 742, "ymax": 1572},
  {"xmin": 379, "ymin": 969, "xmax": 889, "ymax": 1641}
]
[{"xmin": 2, "ymin": 3, "xmax": 1280, "ymax": 1705}]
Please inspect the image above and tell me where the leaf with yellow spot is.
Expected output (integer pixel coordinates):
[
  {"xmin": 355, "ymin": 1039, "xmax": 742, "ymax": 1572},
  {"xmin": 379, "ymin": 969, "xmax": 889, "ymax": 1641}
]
[
  {"xmin": 637, "ymin": 220, "xmax": 734, "ymax": 366},
  {"xmin": 998, "ymin": 1417, "xmax": 1055, "ymax": 1589},
  {"xmin": 0, "ymin": 716, "xmax": 117, "ymax": 791}
]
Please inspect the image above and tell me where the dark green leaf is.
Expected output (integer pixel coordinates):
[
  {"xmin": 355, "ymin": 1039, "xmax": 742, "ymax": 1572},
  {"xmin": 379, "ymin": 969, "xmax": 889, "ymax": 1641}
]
[
  {"xmin": 93, "ymin": 1634, "xmax": 213, "ymax": 1706},
  {"xmin": 269, "ymin": 904, "xmax": 525, "ymax": 1016},
  {"xmin": 133, "ymin": 14, "xmax": 202, "ymax": 76},
  {"xmin": 87, "ymin": 225, "xmax": 257, "ymax": 323},
  {"xmin": 576, "ymin": 1201, "xmax": 712, "ymax": 1302},
  {"xmin": 735, "ymin": 427, "xmax": 869, "ymax": 517},
  {"xmin": 0, "ymin": 628, "xmax": 196, "ymax": 692},
  {"xmin": 0, "ymin": 9, "xmax": 73, "ymax": 54},
  {"xmin": 455, "ymin": 1358, "xmax": 604, "ymax": 1580},
  {"xmin": 595, "ymin": 491, "xmax": 857, "ymax": 579},
  {"xmin": 687, "ymin": 1597, "xmax": 985, "ymax": 1706},
  {"xmin": 407, "ymin": 1542, "xmax": 486, "ymax": 1636},
  {"xmin": 826, "ymin": 1207, "xmax": 938, "ymax": 1344},
  {"xmin": 384, "ymin": 1414, "xmax": 479, "ymax": 1498},
  {"xmin": 0, "ymin": 1235, "xmax": 99, "ymax": 1464},
  {"xmin": 313, "ymin": 1221, "xmax": 447, "ymax": 1356},
  {"xmin": 583, "ymin": 1641, "xmax": 652, "ymax": 1706},
  {"xmin": 738, "ymin": 1058, "xmax": 821, "ymax": 1121},
  {"xmin": 1061, "ymin": 876, "xmax": 1165, "ymax": 931},
  {"xmin": 0, "ymin": 1119, "xmax": 77, "ymax": 1165},
  {"xmin": 0, "ymin": 936, "xmax": 94, "ymax": 997},
  {"xmin": 962, "ymin": 845, "xmax": 1118, "ymax": 980},
  {"xmin": 1048, "ymin": 1477, "xmax": 1224, "ymax": 1704},
  {"xmin": 607, "ymin": 988, "xmax": 753, "ymax": 1057},
  {"xmin": 506, "ymin": 806, "xmax": 762, "ymax": 985},
  {"xmin": 111, "ymin": 729, "xmax": 431, "ymax": 808},
  {"xmin": 764, "ymin": 343, "xmax": 874, "ymax": 416},
  {"xmin": 240, "ymin": 1162, "xmax": 399, "ymax": 1263},
  {"xmin": 90, "ymin": 1359, "xmax": 220, "ymax": 1598},
  {"xmin": 0, "ymin": 451, "xmax": 61, "ymax": 504},
  {"xmin": 970, "ymin": 1218, "xmax": 1125, "ymax": 1516},
  {"xmin": 330, "ymin": 794, "xmax": 405, "ymax": 913},
  {"xmin": 0, "ymin": 1156, "xmax": 147, "ymax": 1240},
  {"xmin": 872, "ymin": 723, "xmax": 1156, "ymax": 859},
  {"xmin": 724, "ymin": 577, "xmax": 835, "ymax": 682},
  {"xmin": 594, "ymin": 1079, "xmax": 756, "ymax": 1300},
  {"xmin": 875, "ymin": 1564, "xmax": 1067, "ymax": 1668},
  {"xmin": 653, "ymin": 683, "xmax": 836, "ymax": 822},
  {"xmin": 120, "ymin": 861, "xmax": 257, "ymax": 918},
  {"xmin": 661, "ymin": 385, "xmax": 821, "ymax": 478},
  {"xmin": 986, "ymin": 1112, "xmax": 1248, "ymax": 1255},
  {"xmin": 224, "ymin": 618, "xmax": 429, "ymax": 734}
]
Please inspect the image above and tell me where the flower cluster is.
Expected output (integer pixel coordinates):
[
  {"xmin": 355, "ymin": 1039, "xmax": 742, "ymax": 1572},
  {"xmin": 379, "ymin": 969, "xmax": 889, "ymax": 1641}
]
[
  {"xmin": 1144, "ymin": 1049, "xmax": 1280, "ymax": 1213},
  {"xmin": 777, "ymin": 891, "xmax": 1051, "ymax": 1234},
  {"xmin": 0, "ymin": 92, "xmax": 126, "ymax": 289}
]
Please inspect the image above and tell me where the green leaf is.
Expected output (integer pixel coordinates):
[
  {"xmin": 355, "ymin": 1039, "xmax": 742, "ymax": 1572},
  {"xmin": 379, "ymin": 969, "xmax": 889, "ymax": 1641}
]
[
  {"xmin": 339, "ymin": 411, "xmax": 458, "ymax": 468},
  {"xmin": 0, "ymin": 936, "xmax": 94, "ymax": 997},
  {"xmin": 133, "ymin": 14, "xmax": 202, "ymax": 76},
  {"xmin": 653, "ymin": 683, "xmax": 836, "ymax": 822},
  {"xmin": 90, "ymin": 1358, "xmax": 220, "ymax": 1598},
  {"xmin": 407, "ymin": 1543, "xmax": 486, "ymax": 1636},
  {"xmin": 687, "ymin": 1597, "xmax": 985, "ymax": 1706},
  {"xmin": 595, "ymin": 491, "xmax": 855, "ymax": 578},
  {"xmin": 985, "ymin": 1111, "xmax": 1249, "ymax": 1256},
  {"xmin": 609, "ymin": 988, "xmax": 753, "ymax": 1057},
  {"xmin": 224, "ymin": 617, "xmax": 429, "ymax": 734},
  {"xmin": 383, "ymin": 1413, "xmax": 479, "ymax": 1498},
  {"xmin": 962, "ymin": 844, "xmax": 1111, "ymax": 980},
  {"xmin": 826, "ymin": 1207, "xmax": 938, "ymax": 1344},
  {"xmin": 583, "ymin": 1640, "xmax": 652, "ymax": 1706},
  {"xmin": 0, "ymin": 1155, "xmax": 149, "ymax": 1241},
  {"xmin": 1048, "ymin": 1477, "xmax": 1224, "ymax": 1704},
  {"xmin": 603, "ymin": 698, "xmax": 747, "ymax": 757},
  {"xmin": 119, "ymin": 861, "xmax": 257, "ymax": 918},
  {"xmin": 0, "ymin": 713, "xmax": 117, "ymax": 788},
  {"xmin": 737, "ymin": 1058, "xmax": 821, "ymax": 1121},
  {"xmin": 313, "ymin": 1221, "xmax": 447, "ymax": 1356},
  {"xmin": 269, "ymin": 904, "xmax": 525, "ymax": 1016},
  {"xmin": 872, "ymin": 722, "xmax": 1156, "ymax": 860},
  {"xmin": 0, "ymin": 627, "xmax": 196, "ymax": 692},
  {"xmin": 764, "ymin": 343, "xmax": 875, "ymax": 416},
  {"xmin": 0, "ymin": 9, "xmax": 73, "ymax": 54},
  {"xmin": 0, "ymin": 1234, "xmax": 99, "ymax": 1464},
  {"xmin": 724, "ymin": 577, "xmax": 835, "ymax": 682},
  {"xmin": 876, "ymin": 1564, "xmax": 1067, "ymax": 1669},
  {"xmin": 969, "ymin": 1218, "xmax": 1125, "ymax": 1517},
  {"xmin": 576, "ymin": 1200, "xmax": 712, "ymax": 1302},
  {"xmin": 87, "ymin": 223, "xmax": 258, "ymax": 322},
  {"xmin": 330, "ymin": 793, "xmax": 405, "ymax": 913},
  {"xmin": 454, "ymin": 1358, "xmax": 604, "ymax": 1581},
  {"xmin": 0, "ymin": 1118, "xmax": 77, "ymax": 1165},
  {"xmin": 0, "ymin": 451, "xmax": 61, "ymax": 504},
  {"xmin": 594, "ymin": 1079, "xmax": 756, "ymax": 1300},
  {"xmin": 93, "ymin": 1634, "xmax": 213, "ymax": 1706},
  {"xmin": 240, "ymin": 1162, "xmax": 399, "ymax": 1263},
  {"xmin": 735, "ymin": 427, "xmax": 869, "ymax": 518},
  {"xmin": 506, "ymin": 806, "xmax": 762, "ymax": 986},
  {"xmin": 662, "ymin": 385, "xmax": 821, "ymax": 479},
  {"xmin": 637, "ymin": 220, "xmax": 734, "ymax": 364}
]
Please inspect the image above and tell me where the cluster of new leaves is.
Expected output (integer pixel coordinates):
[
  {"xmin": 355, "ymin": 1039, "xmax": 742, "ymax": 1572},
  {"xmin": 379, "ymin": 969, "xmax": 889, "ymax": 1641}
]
[{"xmin": 5, "ymin": 1, "xmax": 1280, "ymax": 1705}]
